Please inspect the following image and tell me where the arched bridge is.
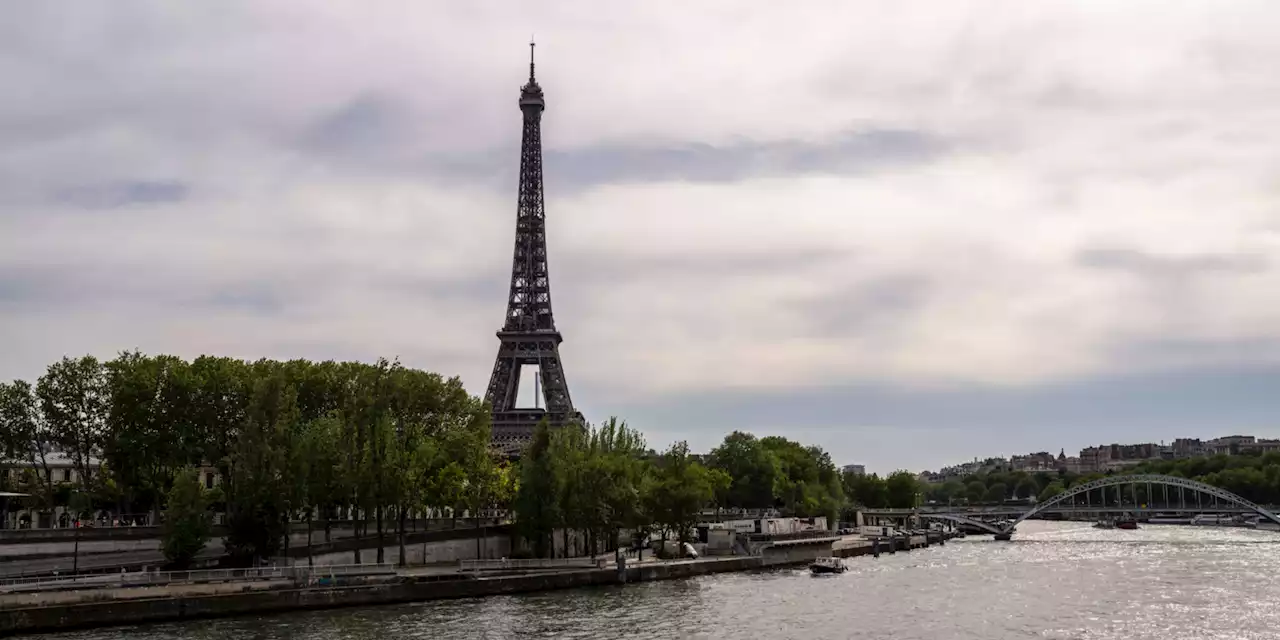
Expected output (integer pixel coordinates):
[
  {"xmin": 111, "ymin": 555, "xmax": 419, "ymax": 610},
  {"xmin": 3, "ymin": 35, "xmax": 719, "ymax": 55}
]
[{"xmin": 920, "ymin": 474, "xmax": 1280, "ymax": 538}]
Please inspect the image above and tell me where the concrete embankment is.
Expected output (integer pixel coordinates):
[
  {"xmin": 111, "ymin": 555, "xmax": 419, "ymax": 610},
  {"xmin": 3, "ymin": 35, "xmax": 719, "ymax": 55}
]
[{"xmin": 0, "ymin": 532, "xmax": 955, "ymax": 636}]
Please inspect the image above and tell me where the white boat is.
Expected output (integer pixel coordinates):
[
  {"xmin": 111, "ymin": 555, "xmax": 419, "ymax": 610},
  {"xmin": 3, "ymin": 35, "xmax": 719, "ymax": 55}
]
[
  {"xmin": 809, "ymin": 557, "xmax": 846, "ymax": 575},
  {"xmin": 1191, "ymin": 514, "xmax": 1254, "ymax": 527}
]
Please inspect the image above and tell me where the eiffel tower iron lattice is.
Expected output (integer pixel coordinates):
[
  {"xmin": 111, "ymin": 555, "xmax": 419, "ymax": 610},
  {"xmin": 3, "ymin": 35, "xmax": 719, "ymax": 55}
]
[{"xmin": 484, "ymin": 42, "xmax": 583, "ymax": 453}]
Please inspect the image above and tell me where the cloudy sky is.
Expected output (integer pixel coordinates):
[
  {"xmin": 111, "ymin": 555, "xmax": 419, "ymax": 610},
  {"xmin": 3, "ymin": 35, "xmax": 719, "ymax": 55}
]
[{"xmin": 3, "ymin": 1, "xmax": 1279, "ymax": 473}]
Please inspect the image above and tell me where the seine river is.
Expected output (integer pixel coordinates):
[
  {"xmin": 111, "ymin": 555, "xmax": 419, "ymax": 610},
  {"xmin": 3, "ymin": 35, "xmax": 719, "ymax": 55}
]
[{"xmin": 48, "ymin": 522, "xmax": 1280, "ymax": 640}]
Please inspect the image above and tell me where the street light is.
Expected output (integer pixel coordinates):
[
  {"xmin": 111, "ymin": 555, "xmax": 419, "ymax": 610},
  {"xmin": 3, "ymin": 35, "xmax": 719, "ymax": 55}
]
[{"xmin": 68, "ymin": 488, "xmax": 86, "ymax": 580}]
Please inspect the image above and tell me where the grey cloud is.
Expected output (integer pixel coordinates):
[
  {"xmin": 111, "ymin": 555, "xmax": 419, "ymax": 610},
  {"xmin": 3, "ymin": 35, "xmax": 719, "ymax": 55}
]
[
  {"xmin": 799, "ymin": 274, "xmax": 933, "ymax": 337},
  {"xmin": 1115, "ymin": 337, "xmax": 1280, "ymax": 369},
  {"xmin": 52, "ymin": 181, "xmax": 189, "ymax": 210},
  {"xmin": 542, "ymin": 128, "xmax": 947, "ymax": 188},
  {"xmin": 301, "ymin": 120, "xmax": 949, "ymax": 192},
  {"xmin": 299, "ymin": 93, "xmax": 420, "ymax": 158},
  {"xmin": 1075, "ymin": 246, "xmax": 1269, "ymax": 279}
]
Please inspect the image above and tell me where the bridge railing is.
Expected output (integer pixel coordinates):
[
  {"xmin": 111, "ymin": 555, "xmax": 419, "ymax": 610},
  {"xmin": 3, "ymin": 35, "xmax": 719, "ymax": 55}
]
[{"xmin": 458, "ymin": 557, "xmax": 606, "ymax": 572}]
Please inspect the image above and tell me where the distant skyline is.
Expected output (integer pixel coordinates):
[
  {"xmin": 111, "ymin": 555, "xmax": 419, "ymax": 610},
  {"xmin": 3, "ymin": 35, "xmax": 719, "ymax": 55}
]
[{"xmin": 2, "ymin": 2, "xmax": 1279, "ymax": 473}]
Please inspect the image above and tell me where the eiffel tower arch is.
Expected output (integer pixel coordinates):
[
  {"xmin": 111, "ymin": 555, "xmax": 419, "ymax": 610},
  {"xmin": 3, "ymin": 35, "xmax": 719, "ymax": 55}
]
[{"xmin": 484, "ymin": 42, "xmax": 584, "ymax": 454}]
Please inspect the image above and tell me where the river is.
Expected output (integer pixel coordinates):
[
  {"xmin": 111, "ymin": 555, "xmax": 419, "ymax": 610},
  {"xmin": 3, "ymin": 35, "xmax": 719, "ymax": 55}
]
[{"xmin": 44, "ymin": 521, "xmax": 1280, "ymax": 640}]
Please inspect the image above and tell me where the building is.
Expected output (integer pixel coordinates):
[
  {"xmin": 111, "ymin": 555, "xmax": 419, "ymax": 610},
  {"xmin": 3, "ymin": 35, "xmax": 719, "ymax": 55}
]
[
  {"xmin": 1010, "ymin": 452, "xmax": 1058, "ymax": 472},
  {"xmin": 842, "ymin": 464, "xmax": 866, "ymax": 477}
]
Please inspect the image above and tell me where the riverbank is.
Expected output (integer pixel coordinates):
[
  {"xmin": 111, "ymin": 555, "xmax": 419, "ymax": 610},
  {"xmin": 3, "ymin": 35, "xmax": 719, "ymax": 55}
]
[{"xmin": 0, "ymin": 533, "xmax": 951, "ymax": 635}]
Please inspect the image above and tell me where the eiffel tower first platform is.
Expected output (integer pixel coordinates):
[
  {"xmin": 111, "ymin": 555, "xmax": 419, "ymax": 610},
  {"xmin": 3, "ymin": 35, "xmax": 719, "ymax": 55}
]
[{"xmin": 484, "ymin": 42, "xmax": 584, "ymax": 454}]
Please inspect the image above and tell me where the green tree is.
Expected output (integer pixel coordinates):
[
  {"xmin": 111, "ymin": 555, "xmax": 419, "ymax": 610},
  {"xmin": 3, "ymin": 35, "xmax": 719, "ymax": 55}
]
[
  {"xmin": 845, "ymin": 472, "xmax": 890, "ymax": 508},
  {"xmin": 984, "ymin": 482, "xmax": 1008, "ymax": 503},
  {"xmin": 707, "ymin": 431, "xmax": 780, "ymax": 511},
  {"xmin": 1038, "ymin": 481, "xmax": 1066, "ymax": 502},
  {"xmin": 104, "ymin": 352, "xmax": 199, "ymax": 520},
  {"xmin": 1013, "ymin": 476, "xmax": 1039, "ymax": 500},
  {"xmin": 162, "ymin": 467, "xmax": 211, "ymax": 569},
  {"xmin": 885, "ymin": 470, "xmax": 921, "ymax": 508},
  {"xmin": 0, "ymin": 381, "xmax": 55, "ymax": 511},
  {"xmin": 965, "ymin": 479, "xmax": 987, "ymax": 504},
  {"xmin": 224, "ymin": 371, "xmax": 296, "ymax": 565},
  {"xmin": 645, "ymin": 441, "xmax": 726, "ymax": 544},
  {"xmin": 37, "ymin": 356, "xmax": 107, "ymax": 493},
  {"xmin": 514, "ymin": 421, "xmax": 561, "ymax": 558}
]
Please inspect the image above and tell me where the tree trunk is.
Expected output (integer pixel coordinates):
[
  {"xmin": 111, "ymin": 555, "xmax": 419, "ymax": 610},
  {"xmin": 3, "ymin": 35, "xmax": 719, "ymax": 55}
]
[
  {"xmin": 561, "ymin": 528, "xmax": 569, "ymax": 559},
  {"xmin": 375, "ymin": 504, "xmax": 385, "ymax": 564},
  {"xmin": 306, "ymin": 513, "xmax": 314, "ymax": 567},
  {"xmin": 397, "ymin": 505, "xmax": 407, "ymax": 568},
  {"xmin": 282, "ymin": 513, "xmax": 291, "ymax": 559},
  {"xmin": 323, "ymin": 506, "xmax": 332, "ymax": 543},
  {"xmin": 352, "ymin": 505, "xmax": 363, "ymax": 565}
]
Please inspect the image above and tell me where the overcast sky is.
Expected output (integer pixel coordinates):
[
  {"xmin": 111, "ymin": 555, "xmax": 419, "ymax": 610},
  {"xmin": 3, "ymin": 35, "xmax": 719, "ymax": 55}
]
[{"xmin": 3, "ymin": 1, "xmax": 1279, "ymax": 473}]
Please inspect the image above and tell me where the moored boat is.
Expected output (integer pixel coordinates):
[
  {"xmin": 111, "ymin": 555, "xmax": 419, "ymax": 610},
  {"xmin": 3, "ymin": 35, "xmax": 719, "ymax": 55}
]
[
  {"xmin": 810, "ymin": 557, "xmax": 847, "ymax": 575},
  {"xmin": 1115, "ymin": 519, "xmax": 1139, "ymax": 530}
]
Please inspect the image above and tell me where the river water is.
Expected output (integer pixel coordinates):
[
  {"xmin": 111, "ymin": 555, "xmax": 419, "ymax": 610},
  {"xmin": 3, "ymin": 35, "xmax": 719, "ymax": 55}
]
[{"xmin": 46, "ymin": 521, "xmax": 1280, "ymax": 640}]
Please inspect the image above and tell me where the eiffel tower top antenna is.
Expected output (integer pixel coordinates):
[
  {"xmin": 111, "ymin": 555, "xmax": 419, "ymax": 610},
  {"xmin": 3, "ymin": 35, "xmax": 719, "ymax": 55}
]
[{"xmin": 529, "ymin": 37, "xmax": 536, "ymax": 82}]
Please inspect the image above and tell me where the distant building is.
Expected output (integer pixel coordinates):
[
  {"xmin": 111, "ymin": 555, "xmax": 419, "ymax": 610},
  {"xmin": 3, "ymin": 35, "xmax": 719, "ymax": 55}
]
[
  {"xmin": 842, "ymin": 464, "xmax": 866, "ymax": 477},
  {"xmin": 1010, "ymin": 451, "xmax": 1057, "ymax": 471}
]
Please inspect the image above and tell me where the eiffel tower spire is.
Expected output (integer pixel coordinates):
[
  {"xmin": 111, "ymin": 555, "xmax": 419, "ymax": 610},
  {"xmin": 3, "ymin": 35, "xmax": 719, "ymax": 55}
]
[{"xmin": 485, "ymin": 42, "xmax": 582, "ymax": 453}]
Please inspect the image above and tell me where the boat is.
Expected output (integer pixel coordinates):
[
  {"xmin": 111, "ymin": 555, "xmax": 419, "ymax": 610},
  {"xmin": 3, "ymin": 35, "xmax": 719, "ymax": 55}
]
[
  {"xmin": 1147, "ymin": 516, "xmax": 1191, "ymax": 525},
  {"xmin": 809, "ymin": 557, "xmax": 847, "ymax": 575},
  {"xmin": 1190, "ymin": 514, "xmax": 1253, "ymax": 527},
  {"xmin": 1115, "ymin": 519, "xmax": 1139, "ymax": 530}
]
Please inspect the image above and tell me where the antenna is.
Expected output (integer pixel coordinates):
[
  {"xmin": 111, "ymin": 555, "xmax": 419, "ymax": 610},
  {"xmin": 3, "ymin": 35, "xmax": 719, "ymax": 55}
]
[{"xmin": 529, "ymin": 37, "xmax": 536, "ymax": 81}]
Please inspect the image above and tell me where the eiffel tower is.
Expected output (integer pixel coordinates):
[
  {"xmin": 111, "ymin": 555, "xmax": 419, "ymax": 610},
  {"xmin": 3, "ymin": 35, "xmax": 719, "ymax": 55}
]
[{"xmin": 484, "ymin": 42, "xmax": 583, "ymax": 453}]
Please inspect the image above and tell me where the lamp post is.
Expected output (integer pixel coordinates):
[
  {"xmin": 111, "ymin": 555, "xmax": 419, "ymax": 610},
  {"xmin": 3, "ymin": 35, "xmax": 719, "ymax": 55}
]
[{"xmin": 69, "ymin": 488, "xmax": 80, "ymax": 581}]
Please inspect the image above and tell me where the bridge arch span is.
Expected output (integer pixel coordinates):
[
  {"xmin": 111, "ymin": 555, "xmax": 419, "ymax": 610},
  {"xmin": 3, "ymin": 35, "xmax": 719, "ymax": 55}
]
[{"xmin": 1005, "ymin": 474, "xmax": 1280, "ymax": 534}]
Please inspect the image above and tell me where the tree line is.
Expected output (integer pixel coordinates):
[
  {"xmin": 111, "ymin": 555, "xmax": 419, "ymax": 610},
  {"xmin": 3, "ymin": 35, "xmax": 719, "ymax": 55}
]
[{"xmin": 0, "ymin": 353, "xmax": 503, "ymax": 567}]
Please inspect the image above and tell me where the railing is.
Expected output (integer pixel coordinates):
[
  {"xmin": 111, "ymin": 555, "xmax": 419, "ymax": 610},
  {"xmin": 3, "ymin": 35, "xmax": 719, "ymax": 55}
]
[
  {"xmin": 0, "ymin": 563, "xmax": 397, "ymax": 593},
  {"xmin": 746, "ymin": 529, "xmax": 841, "ymax": 543},
  {"xmin": 458, "ymin": 557, "xmax": 606, "ymax": 572}
]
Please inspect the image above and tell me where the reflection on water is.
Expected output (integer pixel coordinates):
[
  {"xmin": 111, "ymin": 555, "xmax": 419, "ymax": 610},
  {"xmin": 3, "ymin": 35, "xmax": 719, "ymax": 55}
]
[{"xmin": 46, "ymin": 522, "xmax": 1280, "ymax": 640}]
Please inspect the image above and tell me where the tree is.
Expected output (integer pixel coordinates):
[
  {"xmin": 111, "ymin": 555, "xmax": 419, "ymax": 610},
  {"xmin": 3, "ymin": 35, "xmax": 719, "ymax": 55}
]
[
  {"xmin": 37, "ymin": 356, "xmax": 107, "ymax": 493},
  {"xmin": 645, "ymin": 441, "xmax": 726, "ymax": 545},
  {"xmin": 0, "ymin": 380, "xmax": 56, "ymax": 516},
  {"xmin": 885, "ymin": 471, "xmax": 921, "ymax": 508},
  {"xmin": 104, "ymin": 352, "xmax": 198, "ymax": 519},
  {"xmin": 1038, "ymin": 481, "xmax": 1066, "ymax": 502},
  {"xmin": 965, "ymin": 480, "xmax": 987, "ymax": 504},
  {"xmin": 984, "ymin": 482, "xmax": 1008, "ymax": 504},
  {"xmin": 162, "ymin": 468, "xmax": 211, "ymax": 569},
  {"xmin": 845, "ymin": 472, "xmax": 890, "ymax": 508},
  {"xmin": 707, "ymin": 432, "xmax": 780, "ymax": 511},
  {"xmin": 934, "ymin": 479, "xmax": 967, "ymax": 505},
  {"xmin": 1013, "ymin": 477, "xmax": 1039, "ymax": 501},
  {"xmin": 299, "ymin": 415, "xmax": 344, "ymax": 560},
  {"xmin": 514, "ymin": 421, "xmax": 560, "ymax": 558},
  {"xmin": 224, "ymin": 371, "xmax": 296, "ymax": 565}
]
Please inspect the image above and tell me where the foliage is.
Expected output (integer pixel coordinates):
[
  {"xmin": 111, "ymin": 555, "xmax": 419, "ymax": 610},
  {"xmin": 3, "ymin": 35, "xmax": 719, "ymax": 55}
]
[
  {"xmin": 644, "ymin": 441, "xmax": 728, "ymax": 544},
  {"xmin": 35, "ymin": 356, "xmax": 108, "ymax": 492},
  {"xmin": 885, "ymin": 471, "xmax": 922, "ymax": 508},
  {"xmin": 514, "ymin": 421, "xmax": 560, "ymax": 558},
  {"xmin": 162, "ymin": 467, "xmax": 211, "ymax": 569},
  {"xmin": 705, "ymin": 432, "xmax": 844, "ymax": 519}
]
